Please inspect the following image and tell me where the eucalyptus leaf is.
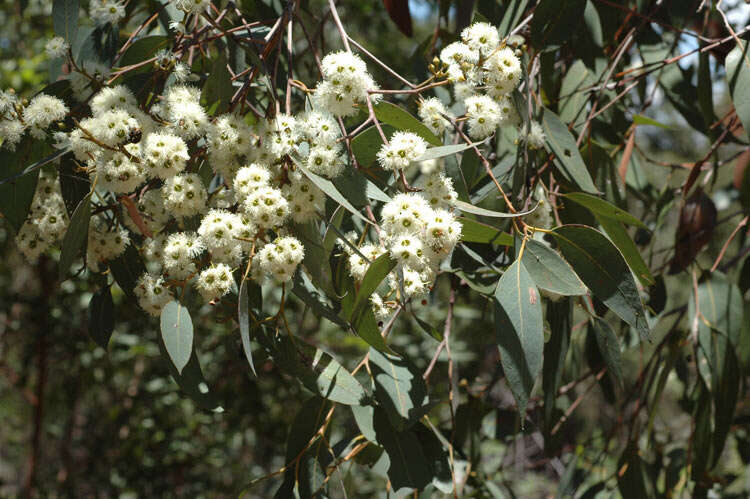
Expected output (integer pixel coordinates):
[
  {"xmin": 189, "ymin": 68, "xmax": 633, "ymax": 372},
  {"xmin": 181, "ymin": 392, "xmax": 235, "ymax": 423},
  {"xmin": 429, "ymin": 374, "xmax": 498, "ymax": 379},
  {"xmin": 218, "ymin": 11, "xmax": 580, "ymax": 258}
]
[
  {"xmin": 160, "ymin": 301, "xmax": 194, "ymax": 374},
  {"xmin": 494, "ymin": 259, "xmax": 544, "ymax": 416},
  {"xmin": 551, "ymin": 225, "xmax": 650, "ymax": 341}
]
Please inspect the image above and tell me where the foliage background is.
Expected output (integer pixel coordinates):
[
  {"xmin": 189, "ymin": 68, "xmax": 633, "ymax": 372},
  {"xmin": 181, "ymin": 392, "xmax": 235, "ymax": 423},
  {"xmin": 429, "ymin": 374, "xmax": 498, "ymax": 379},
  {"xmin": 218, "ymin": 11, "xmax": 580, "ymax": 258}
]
[{"xmin": 0, "ymin": 0, "xmax": 749, "ymax": 497}]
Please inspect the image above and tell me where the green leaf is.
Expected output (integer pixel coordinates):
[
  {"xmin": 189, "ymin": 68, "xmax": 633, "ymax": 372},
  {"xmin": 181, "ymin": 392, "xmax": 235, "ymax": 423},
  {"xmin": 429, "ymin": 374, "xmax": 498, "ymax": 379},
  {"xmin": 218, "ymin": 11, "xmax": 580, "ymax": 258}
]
[
  {"xmin": 348, "ymin": 254, "xmax": 396, "ymax": 325},
  {"xmin": 459, "ymin": 217, "xmax": 514, "ymax": 245},
  {"xmin": 292, "ymin": 221, "xmax": 334, "ymax": 297},
  {"xmin": 530, "ymin": 0, "xmax": 587, "ymax": 48},
  {"xmin": 373, "ymin": 101, "xmax": 441, "ymax": 146},
  {"xmin": 589, "ymin": 317, "xmax": 623, "ymax": 389},
  {"xmin": 292, "ymin": 270, "xmax": 350, "ymax": 328},
  {"xmin": 0, "ymin": 139, "xmax": 43, "ymax": 232},
  {"xmin": 583, "ymin": 0, "xmax": 603, "ymax": 46},
  {"xmin": 543, "ymin": 298, "xmax": 571, "ymax": 433},
  {"xmin": 596, "ymin": 216, "xmax": 655, "ymax": 287},
  {"xmin": 59, "ymin": 192, "xmax": 92, "ymax": 280},
  {"xmin": 351, "ymin": 124, "xmax": 397, "ymax": 167},
  {"xmin": 294, "ymin": 158, "xmax": 373, "ymax": 226},
  {"xmin": 117, "ymin": 35, "xmax": 169, "ymax": 68},
  {"xmin": 521, "ymin": 239, "xmax": 587, "ymax": 296},
  {"xmin": 266, "ymin": 334, "xmax": 367, "ymax": 405},
  {"xmin": 276, "ymin": 396, "xmax": 332, "ymax": 498},
  {"xmin": 454, "ymin": 199, "xmax": 536, "ymax": 218},
  {"xmin": 563, "ymin": 192, "xmax": 647, "ymax": 228},
  {"xmin": 108, "ymin": 244, "xmax": 146, "ymax": 301},
  {"xmin": 372, "ymin": 408, "xmax": 433, "ymax": 493},
  {"xmin": 157, "ymin": 336, "xmax": 223, "ymax": 412},
  {"xmin": 369, "ymin": 348, "xmax": 430, "ymax": 430},
  {"xmin": 414, "ymin": 142, "xmax": 477, "ymax": 162},
  {"xmin": 201, "ymin": 52, "xmax": 233, "ymax": 115},
  {"xmin": 238, "ymin": 278, "xmax": 259, "ymax": 376},
  {"xmin": 542, "ymin": 110, "xmax": 597, "ymax": 193},
  {"xmin": 88, "ymin": 286, "xmax": 114, "ymax": 349},
  {"xmin": 726, "ymin": 42, "xmax": 750, "ymax": 138},
  {"xmin": 160, "ymin": 301, "xmax": 194, "ymax": 374},
  {"xmin": 494, "ymin": 259, "xmax": 544, "ymax": 416},
  {"xmin": 497, "ymin": 0, "xmax": 530, "ymax": 36},
  {"xmin": 551, "ymin": 225, "xmax": 650, "ymax": 341},
  {"xmin": 52, "ymin": 0, "xmax": 79, "ymax": 43},
  {"xmin": 58, "ymin": 152, "xmax": 90, "ymax": 217},
  {"xmin": 632, "ymin": 114, "xmax": 671, "ymax": 130}
]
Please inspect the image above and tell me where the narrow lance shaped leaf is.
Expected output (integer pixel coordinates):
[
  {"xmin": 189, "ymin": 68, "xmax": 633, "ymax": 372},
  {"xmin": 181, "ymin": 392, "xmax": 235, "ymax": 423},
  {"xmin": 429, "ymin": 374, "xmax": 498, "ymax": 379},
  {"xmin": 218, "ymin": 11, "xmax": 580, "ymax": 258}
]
[
  {"xmin": 265, "ymin": 333, "xmax": 368, "ymax": 405},
  {"xmin": 369, "ymin": 347, "xmax": 430, "ymax": 429},
  {"xmin": 238, "ymin": 279, "xmax": 258, "ymax": 376},
  {"xmin": 542, "ymin": 109, "xmax": 598, "ymax": 193},
  {"xmin": 373, "ymin": 101, "xmax": 441, "ymax": 145},
  {"xmin": 458, "ymin": 217, "xmax": 514, "ymax": 245},
  {"xmin": 349, "ymin": 254, "xmax": 397, "ymax": 324},
  {"xmin": 160, "ymin": 301, "xmax": 194, "ymax": 374},
  {"xmin": 551, "ymin": 225, "xmax": 650, "ymax": 341},
  {"xmin": 454, "ymin": 199, "xmax": 537, "ymax": 218},
  {"xmin": 59, "ymin": 192, "xmax": 92, "ymax": 280},
  {"xmin": 563, "ymin": 192, "xmax": 647, "ymax": 228},
  {"xmin": 589, "ymin": 317, "xmax": 624, "ymax": 389},
  {"xmin": 494, "ymin": 259, "xmax": 544, "ymax": 416},
  {"xmin": 53, "ymin": 0, "xmax": 79, "ymax": 43},
  {"xmin": 596, "ymin": 216, "xmax": 654, "ymax": 287},
  {"xmin": 293, "ymin": 158, "xmax": 374, "ymax": 226},
  {"xmin": 521, "ymin": 239, "xmax": 587, "ymax": 296},
  {"xmin": 414, "ymin": 141, "xmax": 477, "ymax": 162},
  {"xmin": 726, "ymin": 42, "xmax": 750, "ymax": 137},
  {"xmin": 88, "ymin": 286, "xmax": 114, "ymax": 349}
]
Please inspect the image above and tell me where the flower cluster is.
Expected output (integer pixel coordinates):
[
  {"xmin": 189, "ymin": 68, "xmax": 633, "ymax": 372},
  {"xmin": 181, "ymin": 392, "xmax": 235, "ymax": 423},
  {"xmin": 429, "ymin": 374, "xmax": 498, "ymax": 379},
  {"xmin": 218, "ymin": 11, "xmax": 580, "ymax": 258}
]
[
  {"xmin": 342, "ymin": 169, "xmax": 461, "ymax": 319},
  {"xmin": 313, "ymin": 51, "xmax": 380, "ymax": 117},
  {"xmin": 433, "ymin": 22, "xmax": 543, "ymax": 142},
  {"xmin": 3, "ymin": 18, "xmax": 546, "ymax": 327}
]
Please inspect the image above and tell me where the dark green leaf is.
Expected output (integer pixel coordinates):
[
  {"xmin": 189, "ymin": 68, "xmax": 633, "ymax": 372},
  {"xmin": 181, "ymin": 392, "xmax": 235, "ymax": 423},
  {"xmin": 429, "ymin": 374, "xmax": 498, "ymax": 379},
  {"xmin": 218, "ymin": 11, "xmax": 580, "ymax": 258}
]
[
  {"xmin": 369, "ymin": 348, "xmax": 430, "ymax": 430},
  {"xmin": 530, "ymin": 0, "xmax": 587, "ymax": 48},
  {"xmin": 0, "ymin": 139, "xmax": 43, "ymax": 232},
  {"xmin": 58, "ymin": 152, "xmax": 89, "ymax": 217},
  {"xmin": 117, "ymin": 35, "xmax": 169, "ymax": 68},
  {"xmin": 497, "ymin": 0, "xmax": 530, "ymax": 36},
  {"xmin": 108, "ymin": 244, "xmax": 146, "ymax": 301},
  {"xmin": 583, "ymin": 1, "xmax": 603, "ymax": 46},
  {"xmin": 458, "ymin": 217, "xmax": 514, "ymax": 245},
  {"xmin": 726, "ymin": 42, "xmax": 750, "ymax": 137},
  {"xmin": 238, "ymin": 278, "xmax": 259, "ymax": 376},
  {"xmin": 88, "ymin": 286, "xmax": 114, "ymax": 349},
  {"xmin": 454, "ymin": 199, "xmax": 536, "ymax": 218},
  {"xmin": 551, "ymin": 225, "xmax": 650, "ymax": 341},
  {"xmin": 632, "ymin": 114, "xmax": 671, "ymax": 130},
  {"xmin": 563, "ymin": 192, "xmax": 647, "ymax": 228},
  {"xmin": 276, "ymin": 396, "xmax": 332, "ymax": 498},
  {"xmin": 59, "ymin": 192, "xmax": 92, "ymax": 280},
  {"xmin": 201, "ymin": 53, "xmax": 233, "ymax": 115},
  {"xmin": 542, "ymin": 110, "xmax": 597, "ymax": 193},
  {"xmin": 160, "ymin": 301, "xmax": 194, "ymax": 374},
  {"xmin": 372, "ymin": 408, "xmax": 432, "ymax": 493},
  {"xmin": 294, "ymin": 158, "xmax": 373, "ymax": 226},
  {"xmin": 52, "ymin": 0, "xmax": 79, "ymax": 43},
  {"xmin": 350, "ymin": 124, "xmax": 397, "ymax": 167},
  {"xmin": 590, "ymin": 317, "xmax": 623, "ymax": 389},
  {"xmin": 415, "ymin": 142, "xmax": 477, "ymax": 162},
  {"xmin": 597, "ymin": 216, "xmax": 654, "ymax": 287},
  {"xmin": 521, "ymin": 239, "xmax": 587, "ymax": 296},
  {"xmin": 543, "ymin": 298, "xmax": 571, "ymax": 433},
  {"xmin": 494, "ymin": 259, "xmax": 544, "ymax": 415},
  {"xmin": 348, "ymin": 254, "xmax": 396, "ymax": 326},
  {"xmin": 292, "ymin": 270, "xmax": 349, "ymax": 328},
  {"xmin": 157, "ymin": 336, "xmax": 223, "ymax": 412},
  {"xmin": 266, "ymin": 333, "xmax": 367, "ymax": 405},
  {"xmin": 374, "ymin": 101, "xmax": 441, "ymax": 146}
]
